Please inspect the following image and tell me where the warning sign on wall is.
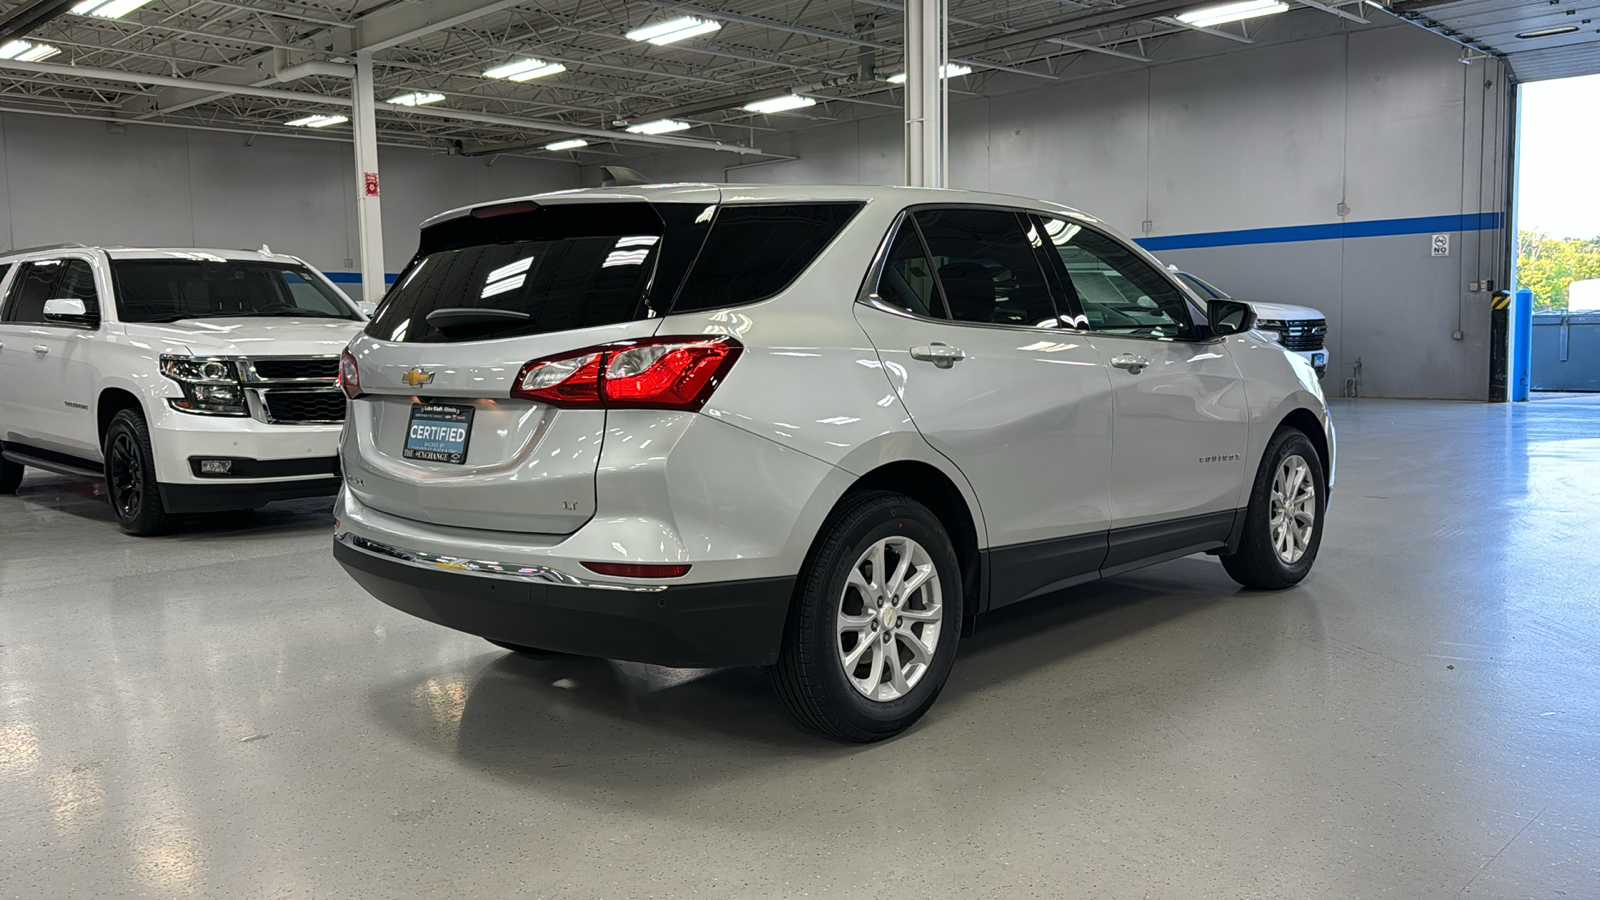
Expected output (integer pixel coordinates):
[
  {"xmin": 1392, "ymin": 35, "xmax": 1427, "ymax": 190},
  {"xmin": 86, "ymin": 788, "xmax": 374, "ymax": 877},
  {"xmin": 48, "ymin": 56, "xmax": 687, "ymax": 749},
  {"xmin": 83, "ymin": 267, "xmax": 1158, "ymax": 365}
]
[
  {"xmin": 363, "ymin": 172, "xmax": 380, "ymax": 197},
  {"xmin": 1431, "ymin": 233, "xmax": 1450, "ymax": 257}
]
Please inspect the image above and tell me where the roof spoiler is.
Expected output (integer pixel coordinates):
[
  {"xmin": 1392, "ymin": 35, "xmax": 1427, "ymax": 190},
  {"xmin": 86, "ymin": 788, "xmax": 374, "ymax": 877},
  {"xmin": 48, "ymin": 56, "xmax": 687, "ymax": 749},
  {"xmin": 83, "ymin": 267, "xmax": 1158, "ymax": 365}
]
[{"xmin": 600, "ymin": 165, "xmax": 653, "ymax": 187}]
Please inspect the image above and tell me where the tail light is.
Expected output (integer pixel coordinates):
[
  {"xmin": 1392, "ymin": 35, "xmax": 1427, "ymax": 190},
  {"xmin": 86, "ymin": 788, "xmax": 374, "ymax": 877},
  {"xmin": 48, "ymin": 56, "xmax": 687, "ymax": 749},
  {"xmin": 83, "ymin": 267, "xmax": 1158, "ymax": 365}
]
[
  {"xmin": 338, "ymin": 347, "xmax": 363, "ymax": 399},
  {"xmin": 512, "ymin": 336, "xmax": 741, "ymax": 411}
]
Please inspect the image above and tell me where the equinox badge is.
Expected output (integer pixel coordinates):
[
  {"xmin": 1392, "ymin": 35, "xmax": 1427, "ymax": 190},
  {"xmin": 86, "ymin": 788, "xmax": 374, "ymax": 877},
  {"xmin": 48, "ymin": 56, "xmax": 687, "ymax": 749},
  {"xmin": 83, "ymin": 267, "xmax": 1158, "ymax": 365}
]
[{"xmin": 401, "ymin": 367, "xmax": 435, "ymax": 388}]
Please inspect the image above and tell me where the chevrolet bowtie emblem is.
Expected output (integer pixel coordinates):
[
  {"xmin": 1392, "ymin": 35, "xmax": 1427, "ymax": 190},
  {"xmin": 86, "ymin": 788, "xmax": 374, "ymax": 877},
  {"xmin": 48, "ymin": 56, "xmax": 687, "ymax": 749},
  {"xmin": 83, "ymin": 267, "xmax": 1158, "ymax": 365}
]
[{"xmin": 401, "ymin": 367, "xmax": 435, "ymax": 388}]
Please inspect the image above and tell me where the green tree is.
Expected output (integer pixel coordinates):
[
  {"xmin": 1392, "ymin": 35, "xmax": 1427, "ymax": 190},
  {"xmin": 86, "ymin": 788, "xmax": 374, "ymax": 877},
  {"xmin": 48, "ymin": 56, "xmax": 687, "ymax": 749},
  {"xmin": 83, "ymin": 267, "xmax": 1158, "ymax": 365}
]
[{"xmin": 1518, "ymin": 229, "xmax": 1600, "ymax": 311}]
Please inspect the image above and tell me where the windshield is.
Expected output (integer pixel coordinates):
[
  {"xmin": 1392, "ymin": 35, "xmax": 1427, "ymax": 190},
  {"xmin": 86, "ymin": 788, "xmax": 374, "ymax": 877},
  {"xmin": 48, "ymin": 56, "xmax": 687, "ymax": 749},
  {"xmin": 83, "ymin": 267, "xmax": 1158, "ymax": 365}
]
[{"xmin": 110, "ymin": 258, "xmax": 357, "ymax": 323}]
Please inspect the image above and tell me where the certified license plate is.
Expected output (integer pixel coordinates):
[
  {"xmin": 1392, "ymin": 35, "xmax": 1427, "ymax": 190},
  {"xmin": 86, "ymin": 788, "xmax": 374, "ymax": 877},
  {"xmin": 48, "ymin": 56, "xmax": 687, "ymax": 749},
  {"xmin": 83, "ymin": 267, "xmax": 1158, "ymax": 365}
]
[{"xmin": 403, "ymin": 403, "xmax": 474, "ymax": 464}]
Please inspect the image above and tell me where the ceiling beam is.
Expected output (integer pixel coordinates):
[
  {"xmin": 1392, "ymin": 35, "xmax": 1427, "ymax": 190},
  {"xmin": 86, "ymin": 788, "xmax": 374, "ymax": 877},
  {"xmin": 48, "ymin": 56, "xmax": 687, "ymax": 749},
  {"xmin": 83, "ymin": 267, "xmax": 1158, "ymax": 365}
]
[
  {"xmin": 1293, "ymin": 0, "xmax": 1369, "ymax": 24},
  {"xmin": 0, "ymin": 0, "xmax": 78, "ymax": 45},
  {"xmin": 0, "ymin": 58, "xmax": 767, "ymax": 155},
  {"xmin": 349, "ymin": 0, "xmax": 528, "ymax": 54}
]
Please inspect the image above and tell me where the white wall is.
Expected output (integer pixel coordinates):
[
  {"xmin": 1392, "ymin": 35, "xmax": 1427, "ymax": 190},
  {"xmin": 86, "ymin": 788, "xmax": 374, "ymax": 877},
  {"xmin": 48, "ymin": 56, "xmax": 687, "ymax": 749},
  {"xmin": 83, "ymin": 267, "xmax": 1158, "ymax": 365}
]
[
  {"xmin": 0, "ymin": 115, "xmax": 580, "ymax": 285},
  {"xmin": 587, "ymin": 18, "xmax": 1511, "ymax": 400}
]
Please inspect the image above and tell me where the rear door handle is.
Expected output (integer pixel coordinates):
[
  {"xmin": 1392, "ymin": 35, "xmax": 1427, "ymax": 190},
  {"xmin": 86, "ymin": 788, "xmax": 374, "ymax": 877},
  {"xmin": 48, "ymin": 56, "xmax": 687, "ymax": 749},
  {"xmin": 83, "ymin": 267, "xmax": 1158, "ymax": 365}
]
[
  {"xmin": 1110, "ymin": 352, "xmax": 1150, "ymax": 373},
  {"xmin": 909, "ymin": 342, "xmax": 966, "ymax": 368},
  {"xmin": 33, "ymin": 345, "xmax": 50, "ymax": 356}
]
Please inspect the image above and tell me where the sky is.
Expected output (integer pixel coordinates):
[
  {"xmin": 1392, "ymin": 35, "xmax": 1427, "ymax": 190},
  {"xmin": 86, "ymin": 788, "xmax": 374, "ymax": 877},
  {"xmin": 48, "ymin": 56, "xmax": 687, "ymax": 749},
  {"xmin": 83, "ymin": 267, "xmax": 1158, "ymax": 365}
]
[{"xmin": 1517, "ymin": 72, "xmax": 1600, "ymax": 240}]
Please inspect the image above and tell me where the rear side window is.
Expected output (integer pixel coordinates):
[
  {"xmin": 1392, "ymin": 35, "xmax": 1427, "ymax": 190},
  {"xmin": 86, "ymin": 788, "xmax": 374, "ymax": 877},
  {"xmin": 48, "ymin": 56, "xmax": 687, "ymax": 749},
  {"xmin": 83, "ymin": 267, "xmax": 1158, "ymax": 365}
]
[
  {"xmin": 111, "ymin": 259, "xmax": 354, "ymax": 324},
  {"xmin": 670, "ymin": 203, "xmax": 861, "ymax": 313}
]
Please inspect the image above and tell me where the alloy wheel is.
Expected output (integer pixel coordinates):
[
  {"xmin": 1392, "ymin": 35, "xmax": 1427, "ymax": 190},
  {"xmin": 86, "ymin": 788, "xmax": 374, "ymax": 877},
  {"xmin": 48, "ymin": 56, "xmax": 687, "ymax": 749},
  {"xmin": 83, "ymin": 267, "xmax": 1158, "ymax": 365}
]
[
  {"xmin": 836, "ymin": 535, "xmax": 944, "ymax": 701},
  {"xmin": 108, "ymin": 432, "xmax": 143, "ymax": 519},
  {"xmin": 1270, "ymin": 453, "xmax": 1316, "ymax": 564}
]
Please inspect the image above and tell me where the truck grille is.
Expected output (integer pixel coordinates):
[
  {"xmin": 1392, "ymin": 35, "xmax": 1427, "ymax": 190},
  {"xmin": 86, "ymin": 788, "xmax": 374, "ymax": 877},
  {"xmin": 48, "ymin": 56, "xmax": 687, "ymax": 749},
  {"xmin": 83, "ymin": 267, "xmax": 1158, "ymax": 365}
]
[
  {"xmin": 251, "ymin": 357, "xmax": 339, "ymax": 381},
  {"xmin": 262, "ymin": 389, "xmax": 346, "ymax": 423},
  {"xmin": 1259, "ymin": 318, "xmax": 1327, "ymax": 352}
]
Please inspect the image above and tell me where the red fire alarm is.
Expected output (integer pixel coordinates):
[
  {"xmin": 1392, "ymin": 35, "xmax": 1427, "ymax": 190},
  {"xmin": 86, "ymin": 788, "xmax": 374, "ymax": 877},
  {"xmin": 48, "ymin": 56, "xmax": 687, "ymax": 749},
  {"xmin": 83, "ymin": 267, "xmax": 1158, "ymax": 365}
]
[{"xmin": 363, "ymin": 172, "xmax": 380, "ymax": 197}]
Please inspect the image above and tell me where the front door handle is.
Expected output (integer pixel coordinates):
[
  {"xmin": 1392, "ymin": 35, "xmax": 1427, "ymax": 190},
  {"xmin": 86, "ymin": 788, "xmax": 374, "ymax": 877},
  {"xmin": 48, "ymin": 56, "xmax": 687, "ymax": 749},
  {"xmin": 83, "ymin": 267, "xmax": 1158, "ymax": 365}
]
[
  {"xmin": 32, "ymin": 345, "xmax": 50, "ymax": 356},
  {"xmin": 909, "ymin": 342, "xmax": 966, "ymax": 368},
  {"xmin": 1110, "ymin": 352, "xmax": 1150, "ymax": 373}
]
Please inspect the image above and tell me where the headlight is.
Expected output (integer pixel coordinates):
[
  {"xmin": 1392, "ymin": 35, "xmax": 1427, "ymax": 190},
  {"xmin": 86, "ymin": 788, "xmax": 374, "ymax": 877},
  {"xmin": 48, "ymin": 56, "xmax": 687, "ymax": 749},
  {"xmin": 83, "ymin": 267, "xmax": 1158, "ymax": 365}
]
[
  {"xmin": 160, "ymin": 355, "xmax": 248, "ymax": 416},
  {"xmin": 1255, "ymin": 320, "xmax": 1285, "ymax": 345}
]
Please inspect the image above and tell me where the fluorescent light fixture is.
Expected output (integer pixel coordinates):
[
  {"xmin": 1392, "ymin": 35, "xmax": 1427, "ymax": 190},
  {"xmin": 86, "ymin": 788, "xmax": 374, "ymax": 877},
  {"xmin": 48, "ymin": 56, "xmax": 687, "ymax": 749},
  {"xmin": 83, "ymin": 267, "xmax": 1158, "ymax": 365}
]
[
  {"xmin": 17, "ymin": 43, "xmax": 60, "ymax": 62},
  {"xmin": 286, "ymin": 114, "xmax": 348, "ymax": 128},
  {"xmin": 73, "ymin": 0, "xmax": 155, "ymax": 18},
  {"xmin": 885, "ymin": 63, "xmax": 973, "ymax": 84},
  {"xmin": 625, "ymin": 119, "xmax": 691, "ymax": 135},
  {"xmin": 1176, "ymin": 0, "xmax": 1289, "ymax": 28},
  {"xmin": 387, "ymin": 91, "xmax": 445, "ymax": 106},
  {"xmin": 1515, "ymin": 25, "xmax": 1579, "ymax": 38},
  {"xmin": 742, "ymin": 94, "xmax": 816, "ymax": 114},
  {"xmin": 482, "ymin": 58, "xmax": 566, "ymax": 81},
  {"xmin": 544, "ymin": 138, "xmax": 589, "ymax": 151},
  {"xmin": 0, "ymin": 40, "xmax": 61, "ymax": 61},
  {"xmin": 626, "ymin": 16, "xmax": 722, "ymax": 45}
]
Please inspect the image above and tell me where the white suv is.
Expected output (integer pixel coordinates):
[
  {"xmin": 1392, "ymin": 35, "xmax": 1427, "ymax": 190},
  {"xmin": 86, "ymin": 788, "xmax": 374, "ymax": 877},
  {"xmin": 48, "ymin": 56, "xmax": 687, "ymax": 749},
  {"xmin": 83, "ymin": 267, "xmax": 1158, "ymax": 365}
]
[
  {"xmin": 332, "ymin": 185, "xmax": 1335, "ymax": 741},
  {"xmin": 0, "ymin": 245, "xmax": 366, "ymax": 534}
]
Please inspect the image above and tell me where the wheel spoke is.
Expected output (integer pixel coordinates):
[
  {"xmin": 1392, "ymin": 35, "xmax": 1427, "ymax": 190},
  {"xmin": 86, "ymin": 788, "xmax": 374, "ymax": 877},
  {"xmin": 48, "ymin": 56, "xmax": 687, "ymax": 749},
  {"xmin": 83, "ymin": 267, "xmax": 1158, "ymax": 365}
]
[
  {"xmin": 841, "ymin": 635, "xmax": 873, "ymax": 670},
  {"xmin": 898, "ymin": 564, "xmax": 934, "ymax": 602},
  {"xmin": 898, "ymin": 605, "xmax": 940, "ymax": 623},
  {"xmin": 886, "ymin": 643, "xmax": 911, "ymax": 696},
  {"xmin": 897, "ymin": 628, "xmax": 934, "ymax": 666},
  {"xmin": 886, "ymin": 541, "xmax": 912, "ymax": 597},
  {"xmin": 869, "ymin": 541, "xmax": 887, "ymax": 594},
  {"xmin": 838, "ymin": 610, "xmax": 873, "ymax": 634}
]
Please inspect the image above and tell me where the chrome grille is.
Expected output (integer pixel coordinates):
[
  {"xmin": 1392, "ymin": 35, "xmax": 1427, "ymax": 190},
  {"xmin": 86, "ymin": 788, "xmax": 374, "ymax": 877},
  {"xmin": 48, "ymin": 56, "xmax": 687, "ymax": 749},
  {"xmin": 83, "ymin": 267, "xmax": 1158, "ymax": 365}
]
[
  {"xmin": 1258, "ymin": 318, "xmax": 1327, "ymax": 352},
  {"xmin": 262, "ymin": 389, "xmax": 346, "ymax": 424},
  {"xmin": 251, "ymin": 358, "xmax": 339, "ymax": 381}
]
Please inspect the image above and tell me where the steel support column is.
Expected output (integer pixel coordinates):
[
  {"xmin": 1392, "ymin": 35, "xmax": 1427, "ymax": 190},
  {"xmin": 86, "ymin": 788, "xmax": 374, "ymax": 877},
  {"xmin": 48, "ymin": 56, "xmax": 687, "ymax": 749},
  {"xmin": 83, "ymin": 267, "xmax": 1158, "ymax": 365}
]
[
  {"xmin": 903, "ymin": 0, "xmax": 947, "ymax": 188},
  {"xmin": 351, "ymin": 51, "xmax": 385, "ymax": 305}
]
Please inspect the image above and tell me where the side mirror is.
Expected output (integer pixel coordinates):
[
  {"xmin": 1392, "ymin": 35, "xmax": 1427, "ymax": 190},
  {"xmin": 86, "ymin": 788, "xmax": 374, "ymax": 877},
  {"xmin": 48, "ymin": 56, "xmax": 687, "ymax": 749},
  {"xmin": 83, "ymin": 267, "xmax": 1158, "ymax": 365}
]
[
  {"xmin": 356, "ymin": 301, "xmax": 377, "ymax": 318},
  {"xmin": 42, "ymin": 298, "xmax": 93, "ymax": 324},
  {"xmin": 1207, "ymin": 298, "xmax": 1256, "ymax": 337}
]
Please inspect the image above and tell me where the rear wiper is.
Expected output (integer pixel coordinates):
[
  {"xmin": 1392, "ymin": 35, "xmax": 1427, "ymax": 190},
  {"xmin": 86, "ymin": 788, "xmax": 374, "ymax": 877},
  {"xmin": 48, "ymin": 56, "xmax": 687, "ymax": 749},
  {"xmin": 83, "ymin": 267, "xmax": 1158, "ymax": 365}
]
[{"xmin": 425, "ymin": 308, "xmax": 530, "ymax": 329}]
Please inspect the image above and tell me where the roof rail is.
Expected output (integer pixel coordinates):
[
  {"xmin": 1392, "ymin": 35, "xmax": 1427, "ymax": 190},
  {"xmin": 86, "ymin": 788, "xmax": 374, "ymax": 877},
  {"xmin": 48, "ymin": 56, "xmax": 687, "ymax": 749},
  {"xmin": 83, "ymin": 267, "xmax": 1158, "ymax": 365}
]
[{"xmin": 1, "ymin": 242, "xmax": 92, "ymax": 255}]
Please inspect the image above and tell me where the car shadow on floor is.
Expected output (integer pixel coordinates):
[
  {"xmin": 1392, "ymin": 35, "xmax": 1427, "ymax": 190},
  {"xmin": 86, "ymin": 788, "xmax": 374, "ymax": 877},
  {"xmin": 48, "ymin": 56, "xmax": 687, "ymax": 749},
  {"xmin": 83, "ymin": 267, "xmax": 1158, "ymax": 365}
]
[
  {"xmin": 367, "ymin": 556, "xmax": 1250, "ymax": 797},
  {"xmin": 5, "ymin": 471, "xmax": 334, "ymax": 537}
]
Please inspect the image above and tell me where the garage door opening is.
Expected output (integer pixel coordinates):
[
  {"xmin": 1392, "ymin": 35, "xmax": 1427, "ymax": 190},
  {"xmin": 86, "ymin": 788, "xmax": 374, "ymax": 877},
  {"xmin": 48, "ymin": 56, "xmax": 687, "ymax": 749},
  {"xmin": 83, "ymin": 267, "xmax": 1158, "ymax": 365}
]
[{"xmin": 1515, "ymin": 72, "xmax": 1600, "ymax": 393}]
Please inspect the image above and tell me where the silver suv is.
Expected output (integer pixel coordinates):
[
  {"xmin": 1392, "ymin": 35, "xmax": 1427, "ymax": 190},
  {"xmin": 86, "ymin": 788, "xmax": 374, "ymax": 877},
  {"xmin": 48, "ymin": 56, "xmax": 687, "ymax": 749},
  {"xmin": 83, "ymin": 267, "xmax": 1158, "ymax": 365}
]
[{"xmin": 333, "ymin": 185, "xmax": 1335, "ymax": 742}]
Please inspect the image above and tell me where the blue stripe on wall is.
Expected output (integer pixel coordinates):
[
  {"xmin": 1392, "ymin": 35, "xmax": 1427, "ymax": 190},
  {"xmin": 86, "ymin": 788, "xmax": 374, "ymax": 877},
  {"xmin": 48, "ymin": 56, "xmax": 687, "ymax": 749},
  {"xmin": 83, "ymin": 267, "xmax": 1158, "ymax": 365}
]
[
  {"xmin": 325, "ymin": 271, "xmax": 399, "ymax": 284},
  {"xmin": 1134, "ymin": 212, "xmax": 1503, "ymax": 252}
]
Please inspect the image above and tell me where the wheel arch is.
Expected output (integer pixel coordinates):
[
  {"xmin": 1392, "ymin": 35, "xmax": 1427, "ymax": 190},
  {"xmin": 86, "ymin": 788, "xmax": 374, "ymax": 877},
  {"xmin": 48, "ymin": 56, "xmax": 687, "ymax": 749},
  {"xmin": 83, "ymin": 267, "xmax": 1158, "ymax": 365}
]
[
  {"xmin": 1275, "ymin": 405, "xmax": 1330, "ymax": 478},
  {"xmin": 832, "ymin": 460, "xmax": 985, "ymax": 618},
  {"xmin": 97, "ymin": 387, "xmax": 144, "ymax": 448}
]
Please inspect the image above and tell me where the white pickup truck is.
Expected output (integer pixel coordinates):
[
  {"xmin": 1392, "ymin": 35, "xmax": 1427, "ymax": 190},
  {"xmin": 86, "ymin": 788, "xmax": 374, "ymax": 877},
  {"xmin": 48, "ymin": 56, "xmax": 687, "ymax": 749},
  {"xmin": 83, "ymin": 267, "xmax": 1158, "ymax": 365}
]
[{"xmin": 0, "ymin": 245, "xmax": 367, "ymax": 534}]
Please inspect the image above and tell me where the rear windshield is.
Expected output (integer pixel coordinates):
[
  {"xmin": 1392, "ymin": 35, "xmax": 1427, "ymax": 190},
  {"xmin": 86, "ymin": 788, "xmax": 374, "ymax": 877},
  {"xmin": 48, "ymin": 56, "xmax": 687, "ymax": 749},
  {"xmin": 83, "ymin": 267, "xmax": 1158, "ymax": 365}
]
[
  {"xmin": 112, "ymin": 259, "xmax": 356, "ymax": 323},
  {"xmin": 368, "ymin": 200, "xmax": 862, "ymax": 343}
]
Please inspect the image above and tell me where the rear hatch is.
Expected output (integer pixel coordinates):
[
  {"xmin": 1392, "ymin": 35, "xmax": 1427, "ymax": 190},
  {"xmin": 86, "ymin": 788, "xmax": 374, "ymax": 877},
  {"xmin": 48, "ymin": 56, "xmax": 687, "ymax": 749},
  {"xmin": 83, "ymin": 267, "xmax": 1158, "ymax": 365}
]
[{"xmin": 342, "ymin": 192, "xmax": 719, "ymax": 534}]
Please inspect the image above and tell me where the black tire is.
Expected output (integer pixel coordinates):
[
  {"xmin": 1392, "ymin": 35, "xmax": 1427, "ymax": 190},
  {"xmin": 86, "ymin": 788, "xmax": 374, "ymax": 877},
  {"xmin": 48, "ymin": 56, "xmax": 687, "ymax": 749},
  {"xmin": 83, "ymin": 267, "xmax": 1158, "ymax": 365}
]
[
  {"xmin": 103, "ymin": 408, "xmax": 178, "ymax": 536},
  {"xmin": 771, "ymin": 491, "xmax": 964, "ymax": 743},
  {"xmin": 0, "ymin": 452, "xmax": 22, "ymax": 494},
  {"xmin": 487, "ymin": 639, "xmax": 558, "ymax": 658},
  {"xmin": 1221, "ymin": 428, "xmax": 1326, "ymax": 590}
]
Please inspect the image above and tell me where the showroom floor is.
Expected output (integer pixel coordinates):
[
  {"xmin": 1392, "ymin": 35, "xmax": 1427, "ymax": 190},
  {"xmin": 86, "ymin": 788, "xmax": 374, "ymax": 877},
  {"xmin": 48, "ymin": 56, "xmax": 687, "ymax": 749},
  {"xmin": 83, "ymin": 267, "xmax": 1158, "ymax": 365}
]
[{"xmin": 2, "ymin": 397, "xmax": 1597, "ymax": 898}]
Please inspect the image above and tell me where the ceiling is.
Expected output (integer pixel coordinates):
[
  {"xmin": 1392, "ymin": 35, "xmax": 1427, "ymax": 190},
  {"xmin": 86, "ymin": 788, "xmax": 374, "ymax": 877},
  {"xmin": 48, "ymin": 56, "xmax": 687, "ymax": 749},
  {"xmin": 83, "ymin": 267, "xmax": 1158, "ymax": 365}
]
[
  {"xmin": 0, "ymin": 0, "xmax": 1403, "ymax": 161},
  {"xmin": 1394, "ymin": 0, "xmax": 1600, "ymax": 81}
]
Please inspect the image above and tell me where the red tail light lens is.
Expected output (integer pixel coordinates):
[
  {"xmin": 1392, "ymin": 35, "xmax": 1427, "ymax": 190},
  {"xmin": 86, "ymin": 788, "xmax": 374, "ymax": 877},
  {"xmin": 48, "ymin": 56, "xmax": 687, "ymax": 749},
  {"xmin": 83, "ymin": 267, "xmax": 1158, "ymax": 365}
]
[
  {"xmin": 581, "ymin": 561, "xmax": 692, "ymax": 579},
  {"xmin": 338, "ymin": 347, "xmax": 363, "ymax": 399},
  {"xmin": 511, "ymin": 336, "xmax": 741, "ymax": 411}
]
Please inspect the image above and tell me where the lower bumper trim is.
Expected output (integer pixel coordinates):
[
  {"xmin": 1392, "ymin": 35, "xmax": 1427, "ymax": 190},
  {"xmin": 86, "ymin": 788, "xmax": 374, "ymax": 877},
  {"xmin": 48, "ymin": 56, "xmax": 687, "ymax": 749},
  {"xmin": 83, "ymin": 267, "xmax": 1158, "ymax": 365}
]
[
  {"xmin": 334, "ymin": 539, "xmax": 796, "ymax": 668},
  {"xmin": 158, "ymin": 477, "xmax": 341, "ymax": 513}
]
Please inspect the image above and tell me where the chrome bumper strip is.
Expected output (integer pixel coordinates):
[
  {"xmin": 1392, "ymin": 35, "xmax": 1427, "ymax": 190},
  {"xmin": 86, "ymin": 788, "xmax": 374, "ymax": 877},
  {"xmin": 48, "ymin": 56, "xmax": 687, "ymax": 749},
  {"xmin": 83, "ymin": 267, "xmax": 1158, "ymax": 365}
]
[{"xmin": 334, "ymin": 531, "xmax": 668, "ymax": 593}]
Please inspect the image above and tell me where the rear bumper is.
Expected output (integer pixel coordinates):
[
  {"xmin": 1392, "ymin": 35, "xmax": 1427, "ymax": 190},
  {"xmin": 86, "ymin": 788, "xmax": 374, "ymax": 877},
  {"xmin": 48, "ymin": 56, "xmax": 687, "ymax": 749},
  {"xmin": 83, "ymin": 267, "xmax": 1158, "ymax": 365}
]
[{"xmin": 334, "ymin": 535, "xmax": 795, "ymax": 668}]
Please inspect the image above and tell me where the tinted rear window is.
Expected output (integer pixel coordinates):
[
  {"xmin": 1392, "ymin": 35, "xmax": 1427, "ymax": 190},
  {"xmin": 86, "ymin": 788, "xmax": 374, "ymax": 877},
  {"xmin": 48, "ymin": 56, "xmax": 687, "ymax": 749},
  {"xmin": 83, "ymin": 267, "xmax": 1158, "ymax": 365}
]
[
  {"xmin": 370, "ymin": 202, "xmax": 671, "ymax": 344},
  {"xmin": 370, "ymin": 200, "xmax": 860, "ymax": 342},
  {"xmin": 671, "ymin": 203, "xmax": 861, "ymax": 313}
]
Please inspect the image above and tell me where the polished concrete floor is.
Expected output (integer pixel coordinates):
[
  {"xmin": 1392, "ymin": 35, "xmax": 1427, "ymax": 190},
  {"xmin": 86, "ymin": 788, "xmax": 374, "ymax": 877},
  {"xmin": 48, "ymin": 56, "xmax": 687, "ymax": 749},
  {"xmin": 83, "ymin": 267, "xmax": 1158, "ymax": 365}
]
[{"xmin": 2, "ymin": 398, "xmax": 1597, "ymax": 899}]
